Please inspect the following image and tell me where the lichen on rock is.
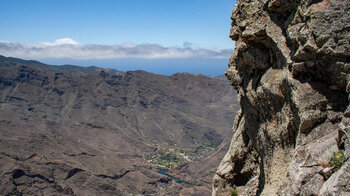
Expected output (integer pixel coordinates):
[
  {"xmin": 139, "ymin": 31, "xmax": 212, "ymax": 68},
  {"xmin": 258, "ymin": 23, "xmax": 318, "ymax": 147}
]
[{"xmin": 213, "ymin": 0, "xmax": 350, "ymax": 195}]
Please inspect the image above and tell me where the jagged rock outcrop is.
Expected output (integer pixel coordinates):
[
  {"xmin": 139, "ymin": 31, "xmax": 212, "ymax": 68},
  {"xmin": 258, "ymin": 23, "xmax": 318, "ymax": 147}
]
[{"xmin": 213, "ymin": 0, "xmax": 350, "ymax": 195}]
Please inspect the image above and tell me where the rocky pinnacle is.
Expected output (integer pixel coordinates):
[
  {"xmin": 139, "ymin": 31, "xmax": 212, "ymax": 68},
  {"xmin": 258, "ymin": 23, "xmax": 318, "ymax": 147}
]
[{"xmin": 213, "ymin": 0, "xmax": 350, "ymax": 195}]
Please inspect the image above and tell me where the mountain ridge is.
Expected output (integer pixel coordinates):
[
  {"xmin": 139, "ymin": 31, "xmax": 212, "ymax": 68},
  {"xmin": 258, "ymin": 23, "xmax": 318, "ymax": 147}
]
[{"xmin": 0, "ymin": 55, "xmax": 239, "ymax": 195}]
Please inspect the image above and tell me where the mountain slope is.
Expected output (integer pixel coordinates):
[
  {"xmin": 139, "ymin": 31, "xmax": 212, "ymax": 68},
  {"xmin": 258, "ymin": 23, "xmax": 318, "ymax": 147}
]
[{"xmin": 0, "ymin": 55, "xmax": 239, "ymax": 195}]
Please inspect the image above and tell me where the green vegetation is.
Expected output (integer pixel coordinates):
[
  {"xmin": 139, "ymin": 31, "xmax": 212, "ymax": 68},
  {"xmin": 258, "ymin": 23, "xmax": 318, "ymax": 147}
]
[
  {"xmin": 145, "ymin": 148, "xmax": 187, "ymax": 169},
  {"xmin": 231, "ymin": 189, "xmax": 238, "ymax": 196},
  {"xmin": 145, "ymin": 143, "xmax": 218, "ymax": 169},
  {"xmin": 182, "ymin": 150, "xmax": 201, "ymax": 159},
  {"xmin": 329, "ymin": 150, "xmax": 346, "ymax": 170},
  {"xmin": 346, "ymin": 74, "xmax": 350, "ymax": 83},
  {"xmin": 251, "ymin": 151, "xmax": 258, "ymax": 159},
  {"xmin": 222, "ymin": 178, "xmax": 226, "ymax": 189},
  {"xmin": 249, "ymin": 150, "xmax": 259, "ymax": 162}
]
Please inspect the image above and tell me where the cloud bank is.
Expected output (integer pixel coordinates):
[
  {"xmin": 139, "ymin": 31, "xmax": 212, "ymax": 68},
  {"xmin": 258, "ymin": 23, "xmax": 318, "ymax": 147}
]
[{"xmin": 0, "ymin": 38, "xmax": 233, "ymax": 60}]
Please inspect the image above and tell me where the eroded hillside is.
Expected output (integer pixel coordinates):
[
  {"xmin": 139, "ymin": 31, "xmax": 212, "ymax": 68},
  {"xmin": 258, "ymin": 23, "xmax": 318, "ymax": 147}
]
[{"xmin": 0, "ymin": 56, "xmax": 239, "ymax": 195}]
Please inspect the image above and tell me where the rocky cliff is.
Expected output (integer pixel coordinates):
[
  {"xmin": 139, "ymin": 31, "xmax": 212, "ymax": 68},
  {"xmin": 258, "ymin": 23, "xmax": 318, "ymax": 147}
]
[{"xmin": 213, "ymin": 0, "xmax": 350, "ymax": 195}]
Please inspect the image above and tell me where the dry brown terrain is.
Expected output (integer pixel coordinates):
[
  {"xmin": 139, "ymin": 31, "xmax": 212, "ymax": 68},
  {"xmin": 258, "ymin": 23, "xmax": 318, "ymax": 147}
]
[{"xmin": 0, "ymin": 55, "xmax": 239, "ymax": 195}]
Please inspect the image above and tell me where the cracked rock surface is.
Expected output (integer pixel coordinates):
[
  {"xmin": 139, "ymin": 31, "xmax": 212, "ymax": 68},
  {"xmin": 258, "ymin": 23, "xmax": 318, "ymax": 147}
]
[{"xmin": 213, "ymin": 0, "xmax": 350, "ymax": 195}]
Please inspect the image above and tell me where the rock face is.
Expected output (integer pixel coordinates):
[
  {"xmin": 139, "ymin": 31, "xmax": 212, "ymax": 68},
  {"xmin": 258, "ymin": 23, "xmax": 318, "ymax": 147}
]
[{"xmin": 213, "ymin": 0, "xmax": 350, "ymax": 195}]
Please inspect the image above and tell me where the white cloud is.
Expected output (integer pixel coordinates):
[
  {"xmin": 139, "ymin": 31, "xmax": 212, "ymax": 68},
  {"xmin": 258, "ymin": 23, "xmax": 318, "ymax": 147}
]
[
  {"xmin": 0, "ymin": 38, "xmax": 233, "ymax": 60},
  {"xmin": 40, "ymin": 38, "xmax": 80, "ymax": 46}
]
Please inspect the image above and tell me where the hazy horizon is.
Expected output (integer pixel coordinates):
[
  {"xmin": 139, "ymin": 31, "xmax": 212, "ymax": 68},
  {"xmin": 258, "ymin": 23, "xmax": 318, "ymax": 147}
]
[{"xmin": 0, "ymin": 0, "xmax": 236, "ymax": 75}]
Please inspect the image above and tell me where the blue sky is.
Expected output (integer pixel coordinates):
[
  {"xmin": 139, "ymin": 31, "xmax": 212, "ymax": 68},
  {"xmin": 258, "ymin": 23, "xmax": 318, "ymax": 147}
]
[{"xmin": 0, "ymin": 0, "xmax": 236, "ymax": 75}]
